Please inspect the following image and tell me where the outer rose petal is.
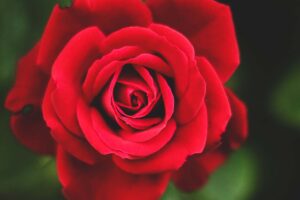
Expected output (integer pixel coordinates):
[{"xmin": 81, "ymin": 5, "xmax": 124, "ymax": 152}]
[
  {"xmin": 175, "ymin": 65, "xmax": 206, "ymax": 125},
  {"xmin": 73, "ymin": 0, "xmax": 152, "ymax": 34},
  {"xmin": 37, "ymin": 5, "xmax": 84, "ymax": 73},
  {"xmin": 172, "ymin": 90, "xmax": 248, "ymax": 192},
  {"xmin": 197, "ymin": 57, "xmax": 231, "ymax": 149},
  {"xmin": 57, "ymin": 147, "xmax": 171, "ymax": 200},
  {"xmin": 38, "ymin": 0, "xmax": 152, "ymax": 73},
  {"xmin": 149, "ymin": 23, "xmax": 195, "ymax": 60},
  {"xmin": 43, "ymin": 81, "xmax": 99, "ymax": 164},
  {"xmin": 9, "ymin": 108, "xmax": 55, "ymax": 155},
  {"xmin": 39, "ymin": 27, "xmax": 103, "ymax": 160},
  {"xmin": 225, "ymin": 89, "xmax": 248, "ymax": 150},
  {"xmin": 51, "ymin": 27, "xmax": 104, "ymax": 137},
  {"xmin": 147, "ymin": 0, "xmax": 239, "ymax": 82},
  {"xmin": 149, "ymin": 24, "xmax": 207, "ymax": 124},
  {"xmin": 172, "ymin": 150, "xmax": 228, "ymax": 192},
  {"xmin": 5, "ymin": 43, "xmax": 55, "ymax": 154}
]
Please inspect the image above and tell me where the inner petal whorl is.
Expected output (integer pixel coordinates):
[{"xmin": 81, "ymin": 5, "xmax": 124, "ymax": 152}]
[{"xmin": 114, "ymin": 84, "xmax": 148, "ymax": 115}]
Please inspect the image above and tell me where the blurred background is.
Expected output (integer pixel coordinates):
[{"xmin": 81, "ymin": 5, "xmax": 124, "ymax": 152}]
[{"xmin": 0, "ymin": 0, "xmax": 299, "ymax": 199}]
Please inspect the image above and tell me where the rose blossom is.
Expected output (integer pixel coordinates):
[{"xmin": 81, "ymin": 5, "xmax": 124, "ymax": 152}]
[{"xmin": 5, "ymin": 0, "xmax": 248, "ymax": 199}]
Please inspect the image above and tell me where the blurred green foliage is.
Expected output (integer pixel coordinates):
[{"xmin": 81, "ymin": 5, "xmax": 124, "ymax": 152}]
[
  {"xmin": 58, "ymin": 0, "xmax": 72, "ymax": 8},
  {"xmin": 272, "ymin": 63, "xmax": 300, "ymax": 130},
  {"xmin": 0, "ymin": 1, "xmax": 63, "ymax": 199},
  {"xmin": 0, "ymin": 0, "xmax": 299, "ymax": 200},
  {"xmin": 163, "ymin": 147, "xmax": 259, "ymax": 200}
]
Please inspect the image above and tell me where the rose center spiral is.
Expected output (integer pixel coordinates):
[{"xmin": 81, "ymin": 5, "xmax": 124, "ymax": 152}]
[{"xmin": 114, "ymin": 83, "xmax": 148, "ymax": 115}]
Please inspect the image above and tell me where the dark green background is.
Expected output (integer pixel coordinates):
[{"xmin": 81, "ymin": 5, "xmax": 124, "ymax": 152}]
[{"xmin": 0, "ymin": 0, "xmax": 299, "ymax": 199}]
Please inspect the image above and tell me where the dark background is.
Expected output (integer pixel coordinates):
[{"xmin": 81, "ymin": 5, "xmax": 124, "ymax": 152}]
[
  {"xmin": 0, "ymin": 0, "xmax": 299, "ymax": 199},
  {"xmin": 228, "ymin": 0, "xmax": 300, "ymax": 199}
]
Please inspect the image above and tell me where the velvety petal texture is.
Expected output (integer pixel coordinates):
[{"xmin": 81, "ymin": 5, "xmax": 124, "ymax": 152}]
[
  {"xmin": 172, "ymin": 150, "xmax": 228, "ymax": 192},
  {"xmin": 172, "ymin": 90, "xmax": 248, "ymax": 192},
  {"xmin": 42, "ymin": 27, "xmax": 104, "ymax": 164},
  {"xmin": 113, "ymin": 105, "xmax": 208, "ymax": 174},
  {"xmin": 57, "ymin": 147, "xmax": 171, "ymax": 200},
  {"xmin": 197, "ymin": 56, "xmax": 231, "ymax": 149},
  {"xmin": 37, "ymin": 0, "xmax": 152, "ymax": 73},
  {"xmin": 225, "ymin": 89, "xmax": 248, "ymax": 150},
  {"xmin": 5, "ymin": 0, "xmax": 247, "ymax": 199},
  {"xmin": 5, "ymin": 44, "xmax": 55, "ymax": 154},
  {"xmin": 147, "ymin": 0, "xmax": 240, "ymax": 82}
]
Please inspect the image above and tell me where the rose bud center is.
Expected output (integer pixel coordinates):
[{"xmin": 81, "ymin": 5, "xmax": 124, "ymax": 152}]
[{"xmin": 114, "ymin": 84, "xmax": 148, "ymax": 115}]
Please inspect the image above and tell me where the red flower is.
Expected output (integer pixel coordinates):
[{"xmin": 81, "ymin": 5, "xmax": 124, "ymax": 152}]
[{"xmin": 5, "ymin": 0, "xmax": 247, "ymax": 199}]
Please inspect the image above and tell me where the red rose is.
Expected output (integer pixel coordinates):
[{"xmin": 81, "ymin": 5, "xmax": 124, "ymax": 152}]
[{"xmin": 5, "ymin": 0, "xmax": 248, "ymax": 199}]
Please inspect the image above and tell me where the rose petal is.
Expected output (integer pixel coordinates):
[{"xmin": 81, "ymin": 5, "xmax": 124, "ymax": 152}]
[
  {"xmin": 149, "ymin": 23, "xmax": 195, "ymax": 61},
  {"xmin": 172, "ymin": 90, "xmax": 247, "ymax": 192},
  {"xmin": 10, "ymin": 108, "xmax": 55, "ymax": 155},
  {"xmin": 175, "ymin": 64, "xmax": 206, "ymax": 125},
  {"xmin": 100, "ymin": 65, "xmax": 132, "ymax": 130},
  {"xmin": 115, "ymin": 65, "xmax": 161, "ymax": 120},
  {"xmin": 147, "ymin": 0, "xmax": 239, "ymax": 82},
  {"xmin": 225, "ymin": 89, "xmax": 248, "ymax": 150},
  {"xmin": 172, "ymin": 150, "xmax": 228, "ymax": 192},
  {"xmin": 114, "ymin": 105, "xmax": 208, "ymax": 174},
  {"xmin": 197, "ymin": 57, "xmax": 231, "ymax": 149},
  {"xmin": 78, "ymin": 96, "xmax": 176, "ymax": 159},
  {"xmin": 92, "ymin": 109, "xmax": 176, "ymax": 158},
  {"xmin": 73, "ymin": 0, "xmax": 152, "ymax": 34},
  {"xmin": 50, "ymin": 27, "xmax": 104, "ymax": 137},
  {"xmin": 83, "ymin": 46, "xmax": 145, "ymax": 102},
  {"xmin": 117, "ymin": 76, "xmax": 149, "ymax": 95},
  {"xmin": 57, "ymin": 147, "xmax": 170, "ymax": 200},
  {"xmin": 119, "ymin": 117, "xmax": 162, "ymax": 131},
  {"xmin": 43, "ymin": 81, "xmax": 99, "ymax": 164},
  {"xmin": 128, "ymin": 53, "xmax": 173, "ymax": 77},
  {"xmin": 37, "ymin": 5, "xmax": 85, "ymax": 73},
  {"xmin": 77, "ymin": 99, "xmax": 127, "ymax": 157},
  {"xmin": 5, "ymin": 43, "xmax": 55, "ymax": 154},
  {"xmin": 5, "ymin": 43, "xmax": 46, "ymax": 113},
  {"xmin": 38, "ymin": 0, "xmax": 152, "ymax": 73},
  {"xmin": 118, "ymin": 73, "xmax": 174, "ymax": 143},
  {"xmin": 102, "ymin": 26, "xmax": 190, "ymax": 97}
]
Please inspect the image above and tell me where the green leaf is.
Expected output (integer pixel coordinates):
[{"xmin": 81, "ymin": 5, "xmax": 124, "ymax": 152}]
[
  {"xmin": 271, "ymin": 63, "xmax": 300, "ymax": 129},
  {"xmin": 163, "ymin": 147, "xmax": 259, "ymax": 200},
  {"xmin": 58, "ymin": 0, "xmax": 72, "ymax": 8}
]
